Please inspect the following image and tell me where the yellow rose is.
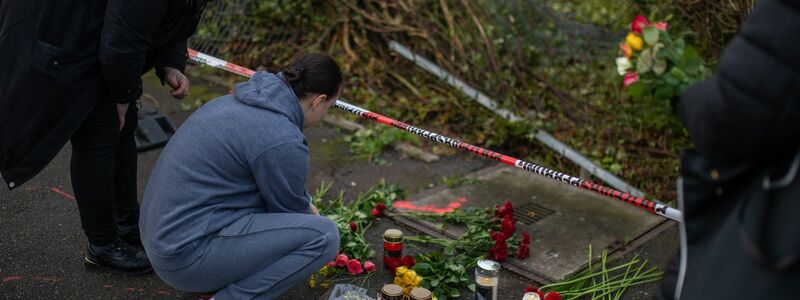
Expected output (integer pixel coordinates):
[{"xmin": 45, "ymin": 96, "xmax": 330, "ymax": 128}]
[
  {"xmin": 404, "ymin": 270, "xmax": 418, "ymax": 284},
  {"xmin": 625, "ymin": 33, "xmax": 643, "ymax": 51},
  {"xmin": 413, "ymin": 276, "xmax": 422, "ymax": 286},
  {"xmin": 394, "ymin": 276, "xmax": 404, "ymax": 286},
  {"xmin": 396, "ymin": 266, "xmax": 408, "ymax": 276}
]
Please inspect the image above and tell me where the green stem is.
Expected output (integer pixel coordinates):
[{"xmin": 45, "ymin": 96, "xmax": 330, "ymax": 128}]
[
  {"xmin": 613, "ymin": 253, "xmax": 638, "ymax": 300},
  {"xmin": 540, "ymin": 260, "xmax": 641, "ymax": 290}
]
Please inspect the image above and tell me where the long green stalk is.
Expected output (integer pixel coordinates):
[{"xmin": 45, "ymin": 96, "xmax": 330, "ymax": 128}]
[{"xmin": 541, "ymin": 246, "xmax": 663, "ymax": 300}]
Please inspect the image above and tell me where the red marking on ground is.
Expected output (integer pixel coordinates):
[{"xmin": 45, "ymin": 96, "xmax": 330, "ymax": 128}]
[
  {"xmin": 156, "ymin": 290, "xmax": 172, "ymax": 296},
  {"xmin": 50, "ymin": 187, "xmax": 75, "ymax": 201},
  {"xmin": 125, "ymin": 287, "xmax": 136, "ymax": 292},
  {"xmin": 2, "ymin": 275, "xmax": 23, "ymax": 283},
  {"xmin": 33, "ymin": 276, "xmax": 59, "ymax": 283},
  {"xmin": 392, "ymin": 198, "xmax": 467, "ymax": 214}
]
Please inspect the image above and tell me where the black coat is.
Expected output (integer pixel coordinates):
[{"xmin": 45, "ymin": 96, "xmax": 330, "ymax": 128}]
[
  {"xmin": 0, "ymin": 0, "xmax": 204, "ymax": 189},
  {"xmin": 681, "ymin": 0, "xmax": 800, "ymax": 163}
]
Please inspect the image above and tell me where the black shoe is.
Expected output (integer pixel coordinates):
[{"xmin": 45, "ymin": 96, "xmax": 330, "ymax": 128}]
[
  {"xmin": 84, "ymin": 238, "xmax": 152, "ymax": 275},
  {"xmin": 120, "ymin": 234, "xmax": 144, "ymax": 251}
]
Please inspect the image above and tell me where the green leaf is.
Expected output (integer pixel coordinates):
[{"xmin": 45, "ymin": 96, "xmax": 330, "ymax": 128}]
[
  {"xmin": 446, "ymin": 274, "xmax": 459, "ymax": 283},
  {"xmin": 652, "ymin": 42, "xmax": 665, "ymax": 56},
  {"xmin": 654, "ymin": 86, "xmax": 675, "ymax": 100},
  {"xmin": 636, "ymin": 49, "xmax": 654, "ymax": 74},
  {"xmin": 670, "ymin": 67, "xmax": 688, "ymax": 81},
  {"xmin": 448, "ymin": 288, "xmax": 460, "ymax": 298},
  {"xmin": 626, "ymin": 82, "xmax": 646, "ymax": 98},
  {"xmin": 653, "ymin": 58, "xmax": 667, "ymax": 75},
  {"xmin": 431, "ymin": 278, "xmax": 440, "ymax": 287},
  {"xmin": 664, "ymin": 72, "xmax": 680, "ymax": 85},
  {"xmin": 682, "ymin": 45, "xmax": 700, "ymax": 60},
  {"xmin": 467, "ymin": 283, "xmax": 476, "ymax": 292},
  {"xmin": 643, "ymin": 27, "xmax": 659, "ymax": 45},
  {"xmin": 414, "ymin": 263, "xmax": 432, "ymax": 271}
]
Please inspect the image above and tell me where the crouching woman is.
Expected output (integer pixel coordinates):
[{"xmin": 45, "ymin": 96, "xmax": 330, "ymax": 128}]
[{"xmin": 139, "ymin": 53, "xmax": 343, "ymax": 299}]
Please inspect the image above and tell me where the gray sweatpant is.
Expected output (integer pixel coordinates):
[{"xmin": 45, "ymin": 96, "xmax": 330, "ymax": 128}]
[{"xmin": 153, "ymin": 213, "xmax": 340, "ymax": 300}]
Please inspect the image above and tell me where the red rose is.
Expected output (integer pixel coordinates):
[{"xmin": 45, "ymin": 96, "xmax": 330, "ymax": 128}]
[
  {"xmin": 402, "ymin": 255, "xmax": 416, "ymax": 268},
  {"xmin": 524, "ymin": 285, "xmax": 545, "ymax": 299},
  {"xmin": 385, "ymin": 257, "xmax": 405, "ymax": 275},
  {"xmin": 490, "ymin": 230, "xmax": 507, "ymax": 242},
  {"xmin": 496, "ymin": 246, "xmax": 508, "ymax": 262},
  {"xmin": 501, "ymin": 215, "xmax": 516, "ymax": 237},
  {"xmin": 521, "ymin": 232, "xmax": 531, "ymax": 245},
  {"xmin": 623, "ymin": 72, "xmax": 639, "ymax": 87},
  {"xmin": 336, "ymin": 254, "xmax": 349, "ymax": 267},
  {"xmin": 349, "ymin": 222, "xmax": 358, "ymax": 231},
  {"xmin": 364, "ymin": 261, "xmax": 377, "ymax": 272},
  {"xmin": 544, "ymin": 292, "xmax": 561, "ymax": 300},
  {"xmin": 517, "ymin": 244, "xmax": 530, "ymax": 259},
  {"xmin": 370, "ymin": 208, "xmax": 381, "ymax": 217},
  {"xmin": 495, "ymin": 201, "xmax": 514, "ymax": 218},
  {"xmin": 630, "ymin": 15, "xmax": 649, "ymax": 33},
  {"xmin": 376, "ymin": 203, "xmax": 386, "ymax": 211},
  {"xmin": 491, "ymin": 239, "xmax": 509, "ymax": 262},
  {"xmin": 326, "ymin": 261, "xmax": 336, "ymax": 267},
  {"xmin": 347, "ymin": 259, "xmax": 364, "ymax": 275}
]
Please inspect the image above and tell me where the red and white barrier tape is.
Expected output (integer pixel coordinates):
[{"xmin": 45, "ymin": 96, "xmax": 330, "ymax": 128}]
[{"xmin": 187, "ymin": 48, "xmax": 683, "ymax": 222}]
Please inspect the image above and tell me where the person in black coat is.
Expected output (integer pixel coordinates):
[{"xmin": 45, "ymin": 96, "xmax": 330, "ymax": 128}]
[
  {"xmin": 0, "ymin": 0, "xmax": 205, "ymax": 274},
  {"xmin": 657, "ymin": 0, "xmax": 799, "ymax": 298},
  {"xmin": 680, "ymin": 0, "xmax": 799, "ymax": 162}
]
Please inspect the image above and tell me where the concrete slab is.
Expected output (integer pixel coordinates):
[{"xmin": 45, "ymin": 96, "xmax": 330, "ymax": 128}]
[{"xmin": 394, "ymin": 165, "xmax": 667, "ymax": 282}]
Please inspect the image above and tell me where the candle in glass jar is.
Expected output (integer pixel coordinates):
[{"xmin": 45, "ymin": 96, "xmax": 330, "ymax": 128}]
[
  {"xmin": 383, "ymin": 229, "xmax": 404, "ymax": 269},
  {"xmin": 475, "ymin": 259, "xmax": 500, "ymax": 300}
]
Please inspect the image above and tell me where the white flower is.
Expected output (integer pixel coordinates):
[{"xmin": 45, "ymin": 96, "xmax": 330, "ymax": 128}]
[{"xmin": 616, "ymin": 57, "xmax": 632, "ymax": 76}]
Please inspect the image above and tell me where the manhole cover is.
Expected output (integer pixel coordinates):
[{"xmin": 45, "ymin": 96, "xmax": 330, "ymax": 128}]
[{"xmin": 514, "ymin": 201, "xmax": 556, "ymax": 225}]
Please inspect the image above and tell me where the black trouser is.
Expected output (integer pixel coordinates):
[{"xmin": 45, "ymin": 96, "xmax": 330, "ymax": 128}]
[{"xmin": 70, "ymin": 97, "xmax": 139, "ymax": 247}]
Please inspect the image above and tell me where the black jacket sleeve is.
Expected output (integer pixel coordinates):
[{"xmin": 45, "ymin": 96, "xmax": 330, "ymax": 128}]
[
  {"xmin": 680, "ymin": 0, "xmax": 800, "ymax": 162},
  {"xmin": 99, "ymin": 0, "xmax": 168, "ymax": 104},
  {"xmin": 154, "ymin": 40, "xmax": 189, "ymax": 84}
]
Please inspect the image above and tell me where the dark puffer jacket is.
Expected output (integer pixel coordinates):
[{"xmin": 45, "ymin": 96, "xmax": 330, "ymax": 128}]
[{"xmin": 681, "ymin": 0, "xmax": 800, "ymax": 163}]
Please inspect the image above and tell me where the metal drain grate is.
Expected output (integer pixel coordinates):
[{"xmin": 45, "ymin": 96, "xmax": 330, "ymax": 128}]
[{"xmin": 514, "ymin": 201, "xmax": 556, "ymax": 225}]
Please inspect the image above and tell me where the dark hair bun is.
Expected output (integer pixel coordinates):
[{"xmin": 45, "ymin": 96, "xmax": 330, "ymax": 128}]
[
  {"xmin": 281, "ymin": 53, "xmax": 342, "ymax": 100},
  {"xmin": 283, "ymin": 66, "xmax": 304, "ymax": 83}
]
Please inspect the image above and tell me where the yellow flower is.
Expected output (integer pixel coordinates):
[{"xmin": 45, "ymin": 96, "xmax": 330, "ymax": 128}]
[
  {"xmin": 320, "ymin": 281, "xmax": 330, "ymax": 289},
  {"xmin": 413, "ymin": 276, "xmax": 422, "ymax": 286},
  {"xmin": 625, "ymin": 33, "xmax": 643, "ymax": 51},
  {"xmin": 308, "ymin": 277, "xmax": 316, "ymax": 288},
  {"xmin": 403, "ymin": 270, "xmax": 418, "ymax": 284},
  {"xmin": 394, "ymin": 276, "xmax": 404, "ymax": 286},
  {"xmin": 396, "ymin": 266, "xmax": 408, "ymax": 277}
]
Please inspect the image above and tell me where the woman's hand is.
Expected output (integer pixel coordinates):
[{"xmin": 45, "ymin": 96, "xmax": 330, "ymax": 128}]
[
  {"xmin": 116, "ymin": 102, "xmax": 129, "ymax": 131},
  {"xmin": 310, "ymin": 203, "xmax": 320, "ymax": 216},
  {"xmin": 164, "ymin": 67, "xmax": 190, "ymax": 99}
]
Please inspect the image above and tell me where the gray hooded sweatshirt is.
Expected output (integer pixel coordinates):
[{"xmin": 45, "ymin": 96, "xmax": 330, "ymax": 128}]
[{"xmin": 140, "ymin": 71, "xmax": 312, "ymax": 271}]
